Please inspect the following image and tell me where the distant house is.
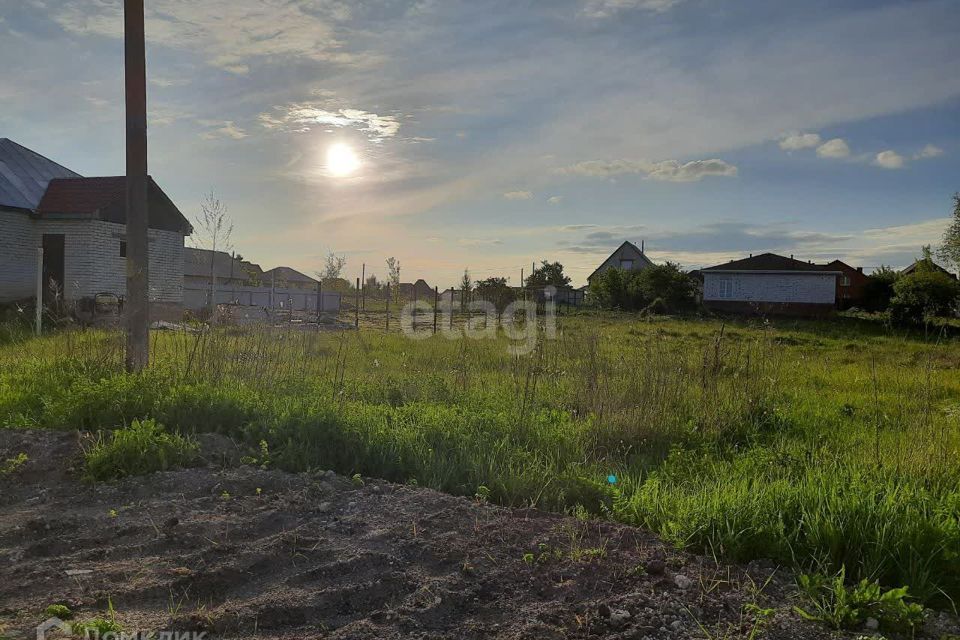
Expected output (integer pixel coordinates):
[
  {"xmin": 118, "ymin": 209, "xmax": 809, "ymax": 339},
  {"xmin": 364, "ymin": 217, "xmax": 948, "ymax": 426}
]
[
  {"xmin": 262, "ymin": 266, "xmax": 318, "ymax": 290},
  {"xmin": 0, "ymin": 138, "xmax": 191, "ymax": 320},
  {"xmin": 901, "ymin": 259, "xmax": 957, "ymax": 279},
  {"xmin": 701, "ymin": 253, "xmax": 841, "ymax": 315},
  {"xmin": 587, "ymin": 240, "xmax": 654, "ymax": 285},
  {"xmin": 824, "ymin": 260, "xmax": 870, "ymax": 310},
  {"xmin": 398, "ymin": 279, "xmax": 434, "ymax": 300}
]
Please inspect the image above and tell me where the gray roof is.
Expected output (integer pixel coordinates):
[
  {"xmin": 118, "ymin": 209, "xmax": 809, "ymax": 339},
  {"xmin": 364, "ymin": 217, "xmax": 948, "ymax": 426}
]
[
  {"xmin": 0, "ymin": 138, "xmax": 81, "ymax": 210},
  {"xmin": 184, "ymin": 247, "xmax": 263, "ymax": 279}
]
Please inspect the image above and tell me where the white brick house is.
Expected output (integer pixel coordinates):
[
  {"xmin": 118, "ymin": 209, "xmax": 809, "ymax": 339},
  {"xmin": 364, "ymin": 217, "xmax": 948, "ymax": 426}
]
[
  {"xmin": 0, "ymin": 138, "xmax": 192, "ymax": 319},
  {"xmin": 701, "ymin": 253, "xmax": 841, "ymax": 315}
]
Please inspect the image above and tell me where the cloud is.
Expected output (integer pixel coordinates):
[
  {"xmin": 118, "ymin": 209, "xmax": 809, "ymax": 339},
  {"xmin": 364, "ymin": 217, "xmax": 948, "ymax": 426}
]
[
  {"xmin": 816, "ymin": 138, "xmax": 851, "ymax": 158},
  {"xmin": 557, "ymin": 158, "xmax": 738, "ymax": 182},
  {"xmin": 260, "ymin": 104, "xmax": 401, "ymax": 140},
  {"xmin": 779, "ymin": 132, "xmax": 821, "ymax": 150},
  {"xmin": 548, "ymin": 196, "xmax": 563, "ymax": 204},
  {"xmin": 914, "ymin": 144, "xmax": 944, "ymax": 160},
  {"xmin": 581, "ymin": 0, "xmax": 683, "ymax": 18},
  {"xmin": 873, "ymin": 150, "xmax": 905, "ymax": 170},
  {"xmin": 199, "ymin": 120, "xmax": 248, "ymax": 140},
  {"xmin": 503, "ymin": 190, "xmax": 533, "ymax": 200},
  {"xmin": 53, "ymin": 0, "xmax": 371, "ymax": 74},
  {"xmin": 458, "ymin": 237, "xmax": 504, "ymax": 247}
]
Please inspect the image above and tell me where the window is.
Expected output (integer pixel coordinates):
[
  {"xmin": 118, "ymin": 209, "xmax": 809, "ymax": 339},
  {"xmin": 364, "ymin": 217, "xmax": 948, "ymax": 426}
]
[
  {"xmin": 717, "ymin": 277, "xmax": 733, "ymax": 299},
  {"xmin": 119, "ymin": 241, "xmax": 127, "ymax": 257},
  {"xmin": 619, "ymin": 259, "xmax": 633, "ymax": 270},
  {"xmin": 840, "ymin": 275, "xmax": 850, "ymax": 287}
]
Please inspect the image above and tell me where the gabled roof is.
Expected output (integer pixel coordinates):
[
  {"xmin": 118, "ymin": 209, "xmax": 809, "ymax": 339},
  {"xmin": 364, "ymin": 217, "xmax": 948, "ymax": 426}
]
[
  {"xmin": 37, "ymin": 176, "xmax": 192, "ymax": 234},
  {"xmin": 902, "ymin": 259, "xmax": 957, "ymax": 279},
  {"xmin": 184, "ymin": 247, "xmax": 262, "ymax": 279},
  {"xmin": 0, "ymin": 138, "xmax": 80, "ymax": 210},
  {"xmin": 702, "ymin": 253, "xmax": 836, "ymax": 273},
  {"xmin": 587, "ymin": 240, "xmax": 653, "ymax": 281},
  {"xmin": 263, "ymin": 266, "xmax": 317, "ymax": 284}
]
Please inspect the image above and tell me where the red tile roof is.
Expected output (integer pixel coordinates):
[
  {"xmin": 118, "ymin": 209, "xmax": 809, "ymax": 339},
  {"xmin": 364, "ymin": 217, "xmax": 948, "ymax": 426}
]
[{"xmin": 37, "ymin": 176, "xmax": 192, "ymax": 234}]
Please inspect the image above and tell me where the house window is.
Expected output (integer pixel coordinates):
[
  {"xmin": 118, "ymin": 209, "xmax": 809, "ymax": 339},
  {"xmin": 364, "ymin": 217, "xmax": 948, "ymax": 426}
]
[
  {"xmin": 840, "ymin": 275, "xmax": 851, "ymax": 287},
  {"xmin": 620, "ymin": 259, "xmax": 634, "ymax": 270},
  {"xmin": 119, "ymin": 241, "xmax": 127, "ymax": 257},
  {"xmin": 717, "ymin": 277, "xmax": 733, "ymax": 299}
]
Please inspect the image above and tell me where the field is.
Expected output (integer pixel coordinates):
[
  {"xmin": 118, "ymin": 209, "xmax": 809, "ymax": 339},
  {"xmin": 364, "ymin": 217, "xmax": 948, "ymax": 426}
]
[{"xmin": 2, "ymin": 312, "xmax": 960, "ymax": 614}]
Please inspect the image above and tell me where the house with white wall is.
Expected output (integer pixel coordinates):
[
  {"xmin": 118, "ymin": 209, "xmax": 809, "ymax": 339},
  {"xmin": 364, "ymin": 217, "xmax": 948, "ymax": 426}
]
[
  {"xmin": 701, "ymin": 253, "xmax": 841, "ymax": 315},
  {"xmin": 586, "ymin": 240, "xmax": 654, "ymax": 285},
  {"xmin": 0, "ymin": 138, "xmax": 192, "ymax": 320}
]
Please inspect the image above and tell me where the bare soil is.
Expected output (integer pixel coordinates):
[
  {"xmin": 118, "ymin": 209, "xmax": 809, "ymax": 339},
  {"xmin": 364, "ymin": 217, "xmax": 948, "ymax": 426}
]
[{"xmin": 0, "ymin": 429, "xmax": 953, "ymax": 639}]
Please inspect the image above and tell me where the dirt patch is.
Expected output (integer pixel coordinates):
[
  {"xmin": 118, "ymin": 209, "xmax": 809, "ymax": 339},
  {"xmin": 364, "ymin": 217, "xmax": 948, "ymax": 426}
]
[{"xmin": 0, "ymin": 429, "xmax": 948, "ymax": 639}]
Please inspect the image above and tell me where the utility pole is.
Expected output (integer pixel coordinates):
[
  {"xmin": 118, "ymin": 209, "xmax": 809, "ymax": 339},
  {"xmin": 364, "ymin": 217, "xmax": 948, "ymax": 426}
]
[{"xmin": 124, "ymin": 0, "xmax": 149, "ymax": 372}]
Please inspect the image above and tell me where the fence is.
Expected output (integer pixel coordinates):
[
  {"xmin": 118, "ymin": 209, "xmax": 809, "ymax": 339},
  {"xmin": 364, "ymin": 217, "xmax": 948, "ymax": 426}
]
[{"xmin": 183, "ymin": 284, "xmax": 341, "ymax": 314}]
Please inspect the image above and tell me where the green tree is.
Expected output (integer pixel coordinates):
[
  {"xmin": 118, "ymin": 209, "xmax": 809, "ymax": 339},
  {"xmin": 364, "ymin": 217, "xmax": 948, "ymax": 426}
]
[
  {"xmin": 633, "ymin": 262, "xmax": 696, "ymax": 311},
  {"xmin": 588, "ymin": 268, "xmax": 636, "ymax": 310},
  {"xmin": 474, "ymin": 277, "xmax": 516, "ymax": 313},
  {"xmin": 936, "ymin": 193, "xmax": 960, "ymax": 274},
  {"xmin": 889, "ymin": 267, "xmax": 960, "ymax": 325},
  {"xmin": 862, "ymin": 266, "xmax": 899, "ymax": 312},
  {"xmin": 526, "ymin": 261, "xmax": 572, "ymax": 288}
]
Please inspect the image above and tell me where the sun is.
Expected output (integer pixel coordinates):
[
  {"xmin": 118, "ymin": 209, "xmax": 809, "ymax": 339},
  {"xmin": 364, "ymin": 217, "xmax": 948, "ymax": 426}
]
[{"xmin": 326, "ymin": 143, "xmax": 361, "ymax": 177}]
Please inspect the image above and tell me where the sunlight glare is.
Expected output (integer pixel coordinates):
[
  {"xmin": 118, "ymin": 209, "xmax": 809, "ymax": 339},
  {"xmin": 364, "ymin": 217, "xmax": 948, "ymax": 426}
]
[{"xmin": 326, "ymin": 143, "xmax": 361, "ymax": 177}]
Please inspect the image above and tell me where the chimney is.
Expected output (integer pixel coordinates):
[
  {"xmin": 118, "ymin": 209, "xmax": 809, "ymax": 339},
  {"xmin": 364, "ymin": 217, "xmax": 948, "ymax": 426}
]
[
  {"xmin": 641, "ymin": 239, "xmax": 645, "ymax": 252},
  {"xmin": 749, "ymin": 253, "xmax": 752, "ymax": 258},
  {"xmin": 857, "ymin": 267, "xmax": 863, "ymax": 273},
  {"xmin": 790, "ymin": 254, "xmax": 793, "ymax": 259}
]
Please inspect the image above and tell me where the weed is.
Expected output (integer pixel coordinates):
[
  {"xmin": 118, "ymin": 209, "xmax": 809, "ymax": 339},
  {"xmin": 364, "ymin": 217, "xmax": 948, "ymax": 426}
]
[
  {"xmin": 44, "ymin": 604, "xmax": 73, "ymax": 619},
  {"xmin": 83, "ymin": 419, "xmax": 199, "ymax": 481},
  {"xmin": 0, "ymin": 452, "xmax": 27, "ymax": 475},
  {"xmin": 72, "ymin": 599, "xmax": 123, "ymax": 637},
  {"xmin": 795, "ymin": 568, "xmax": 925, "ymax": 632}
]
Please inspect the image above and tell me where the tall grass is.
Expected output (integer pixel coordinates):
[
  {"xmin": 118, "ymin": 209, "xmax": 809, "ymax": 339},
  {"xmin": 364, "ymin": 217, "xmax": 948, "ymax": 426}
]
[{"xmin": 1, "ymin": 315, "xmax": 959, "ymax": 605}]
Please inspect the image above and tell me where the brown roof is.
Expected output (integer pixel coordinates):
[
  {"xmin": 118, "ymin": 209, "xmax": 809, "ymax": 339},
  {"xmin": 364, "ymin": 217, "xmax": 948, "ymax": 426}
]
[
  {"xmin": 702, "ymin": 253, "xmax": 836, "ymax": 272},
  {"xmin": 37, "ymin": 176, "xmax": 192, "ymax": 234},
  {"xmin": 263, "ymin": 266, "xmax": 317, "ymax": 283}
]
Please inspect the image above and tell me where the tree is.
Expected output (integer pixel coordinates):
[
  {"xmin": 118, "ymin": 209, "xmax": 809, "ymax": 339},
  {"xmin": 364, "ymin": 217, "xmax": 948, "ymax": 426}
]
[
  {"xmin": 889, "ymin": 266, "xmax": 960, "ymax": 325},
  {"xmin": 862, "ymin": 266, "xmax": 899, "ymax": 312},
  {"xmin": 526, "ymin": 261, "xmax": 571, "ymax": 288},
  {"xmin": 192, "ymin": 191, "xmax": 233, "ymax": 310},
  {"xmin": 460, "ymin": 269, "xmax": 472, "ymax": 294},
  {"xmin": 633, "ymin": 262, "xmax": 696, "ymax": 311},
  {"xmin": 937, "ymin": 193, "xmax": 960, "ymax": 274},
  {"xmin": 319, "ymin": 252, "xmax": 346, "ymax": 281},
  {"xmin": 588, "ymin": 268, "xmax": 632, "ymax": 310},
  {"xmin": 474, "ymin": 277, "xmax": 516, "ymax": 313},
  {"xmin": 386, "ymin": 257, "xmax": 401, "ymax": 300}
]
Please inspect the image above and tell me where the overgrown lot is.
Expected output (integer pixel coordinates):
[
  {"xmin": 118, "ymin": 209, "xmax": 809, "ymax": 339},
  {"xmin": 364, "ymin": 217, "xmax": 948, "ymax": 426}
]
[{"xmin": 2, "ymin": 314, "xmax": 959, "ymax": 608}]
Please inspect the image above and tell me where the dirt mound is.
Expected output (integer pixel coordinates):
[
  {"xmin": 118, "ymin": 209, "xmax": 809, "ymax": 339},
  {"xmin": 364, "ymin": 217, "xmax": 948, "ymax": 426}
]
[{"xmin": 0, "ymin": 429, "xmax": 919, "ymax": 639}]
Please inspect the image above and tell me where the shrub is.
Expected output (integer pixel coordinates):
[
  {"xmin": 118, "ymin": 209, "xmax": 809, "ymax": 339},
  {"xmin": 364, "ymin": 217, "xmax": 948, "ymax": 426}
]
[
  {"xmin": 862, "ymin": 266, "xmax": 899, "ymax": 312},
  {"xmin": 795, "ymin": 568, "xmax": 925, "ymax": 632},
  {"xmin": 84, "ymin": 419, "xmax": 199, "ymax": 481},
  {"xmin": 588, "ymin": 264, "xmax": 695, "ymax": 312},
  {"xmin": 889, "ymin": 268, "xmax": 959, "ymax": 325}
]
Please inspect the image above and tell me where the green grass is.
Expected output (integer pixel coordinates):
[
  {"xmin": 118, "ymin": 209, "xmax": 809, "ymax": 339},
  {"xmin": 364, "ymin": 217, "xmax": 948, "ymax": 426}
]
[
  {"xmin": 83, "ymin": 418, "xmax": 199, "ymax": 481},
  {"xmin": 1, "ymin": 314, "xmax": 959, "ymax": 606}
]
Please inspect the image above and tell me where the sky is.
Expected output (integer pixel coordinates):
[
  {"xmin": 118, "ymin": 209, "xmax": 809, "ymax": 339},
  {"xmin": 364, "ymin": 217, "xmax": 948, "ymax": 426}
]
[{"xmin": 1, "ymin": 0, "xmax": 958, "ymax": 287}]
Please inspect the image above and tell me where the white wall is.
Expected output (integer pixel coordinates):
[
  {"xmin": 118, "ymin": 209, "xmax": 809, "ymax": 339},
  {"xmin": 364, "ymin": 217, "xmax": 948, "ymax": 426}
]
[
  {"xmin": 0, "ymin": 210, "xmax": 40, "ymax": 301},
  {"xmin": 703, "ymin": 272, "xmax": 836, "ymax": 304},
  {"xmin": 0, "ymin": 216, "xmax": 185, "ymax": 304}
]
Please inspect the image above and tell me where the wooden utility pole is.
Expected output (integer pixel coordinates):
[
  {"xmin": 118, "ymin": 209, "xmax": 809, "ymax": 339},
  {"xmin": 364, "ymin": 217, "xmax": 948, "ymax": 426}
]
[
  {"xmin": 124, "ymin": 0, "xmax": 150, "ymax": 372},
  {"xmin": 355, "ymin": 278, "xmax": 360, "ymax": 329},
  {"xmin": 361, "ymin": 263, "xmax": 366, "ymax": 311},
  {"xmin": 433, "ymin": 286, "xmax": 438, "ymax": 335}
]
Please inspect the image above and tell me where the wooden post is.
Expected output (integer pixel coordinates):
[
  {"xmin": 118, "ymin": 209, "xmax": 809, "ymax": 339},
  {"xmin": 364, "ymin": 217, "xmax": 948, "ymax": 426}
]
[
  {"xmin": 449, "ymin": 287, "xmax": 455, "ymax": 330},
  {"xmin": 361, "ymin": 263, "xmax": 366, "ymax": 311},
  {"xmin": 433, "ymin": 286, "xmax": 438, "ymax": 335},
  {"xmin": 385, "ymin": 284, "xmax": 390, "ymax": 331},
  {"xmin": 34, "ymin": 247, "xmax": 43, "ymax": 336},
  {"xmin": 413, "ymin": 287, "xmax": 418, "ymax": 328},
  {"xmin": 355, "ymin": 278, "xmax": 360, "ymax": 329},
  {"xmin": 316, "ymin": 279, "xmax": 322, "ymax": 322},
  {"xmin": 123, "ymin": 0, "xmax": 150, "ymax": 372}
]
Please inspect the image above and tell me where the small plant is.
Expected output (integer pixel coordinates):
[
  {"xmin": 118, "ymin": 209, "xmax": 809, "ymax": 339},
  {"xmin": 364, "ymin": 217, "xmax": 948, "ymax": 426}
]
[
  {"xmin": 220, "ymin": 490, "xmax": 231, "ymax": 500},
  {"xmin": 351, "ymin": 473, "xmax": 364, "ymax": 487},
  {"xmin": 522, "ymin": 552, "xmax": 535, "ymax": 565},
  {"xmin": 474, "ymin": 485, "xmax": 491, "ymax": 503},
  {"xmin": 795, "ymin": 568, "xmax": 925, "ymax": 632},
  {"xmin": 742, "ymin": 603, "xmax": 775, "ymax": 640},
  {"xmin": 84, "ymin": 419, "xmax": 199, "ymax": 481},
  {"xmin": 44, "ymin": 604, "xmax": 73, "ymax": 619},
  {"xmin": 241, "ymin": 440, "xmax": 272, "ymax": 469},
  {"xmin": 72, "ymin": 599, "xmax": 122, "ymax": 637},
  {"xmin": 0, "ymin": 452, "xmax": 28, "ymax": 475}
]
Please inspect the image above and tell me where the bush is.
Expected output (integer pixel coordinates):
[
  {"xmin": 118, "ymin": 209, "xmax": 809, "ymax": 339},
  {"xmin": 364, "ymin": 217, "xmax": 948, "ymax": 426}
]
[
  {"xmin": 862, "ymin": 266, "xmax": 899, "ymax": 312},
  {"xmin": 889, "ymin": 268, "xmax": 959, "ymax": 325},
  {"xmin": 588, "ymin": 263, "xmax": 695, "ymax": 312},
  {"xmin": 84, "ymin": 419, "xmax": 199, "ymax": 481}
]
